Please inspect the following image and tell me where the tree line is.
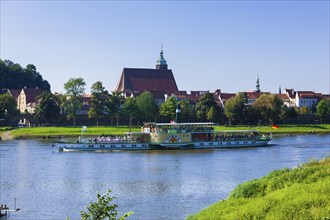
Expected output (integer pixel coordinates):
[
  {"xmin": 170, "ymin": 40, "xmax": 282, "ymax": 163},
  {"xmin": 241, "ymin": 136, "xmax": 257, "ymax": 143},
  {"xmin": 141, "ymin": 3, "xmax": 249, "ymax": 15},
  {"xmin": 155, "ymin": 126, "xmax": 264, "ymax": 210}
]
[
  {"xmin": 1, "ymin": 77, "xmax": 329, "ymax": 127},
  {"xmin": 0, "ymin": 59, "xmax": 51, "ymax": 91}
]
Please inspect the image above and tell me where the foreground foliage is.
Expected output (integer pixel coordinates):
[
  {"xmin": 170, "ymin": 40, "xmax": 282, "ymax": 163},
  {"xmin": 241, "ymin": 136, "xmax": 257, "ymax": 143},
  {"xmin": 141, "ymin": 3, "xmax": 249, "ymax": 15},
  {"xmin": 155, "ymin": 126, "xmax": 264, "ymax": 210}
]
[
  {"xmin": 80, "ymin": 190, "xmax": 133, "ymax": 220},
  {"xmin": 187, "ymin": 157, "xmax": 330, "ymax": 220}
]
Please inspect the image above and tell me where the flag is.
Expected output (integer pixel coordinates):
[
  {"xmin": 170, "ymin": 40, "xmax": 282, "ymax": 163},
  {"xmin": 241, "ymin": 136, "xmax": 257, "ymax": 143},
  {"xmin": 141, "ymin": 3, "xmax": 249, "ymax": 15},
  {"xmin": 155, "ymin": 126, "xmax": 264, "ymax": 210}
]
[{"xmin": 272, "ymin": 124, "xmax": 279, "ymax": 129}]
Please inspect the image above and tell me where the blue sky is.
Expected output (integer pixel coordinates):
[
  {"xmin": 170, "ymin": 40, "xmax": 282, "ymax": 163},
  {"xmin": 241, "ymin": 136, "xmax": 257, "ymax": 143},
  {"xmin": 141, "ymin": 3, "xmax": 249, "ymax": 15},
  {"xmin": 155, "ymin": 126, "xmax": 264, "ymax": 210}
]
[{"xmin": 1, "ymin": 1, "xmax": 329, "ymax": 94}]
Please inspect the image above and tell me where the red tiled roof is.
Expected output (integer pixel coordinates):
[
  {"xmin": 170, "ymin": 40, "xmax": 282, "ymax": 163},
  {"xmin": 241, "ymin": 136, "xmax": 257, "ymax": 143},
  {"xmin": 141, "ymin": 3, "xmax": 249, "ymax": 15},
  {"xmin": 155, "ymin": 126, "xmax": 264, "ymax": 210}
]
[
  {"xmin": 23, "ymin": 88, "xmax": 42, "ymax": 104},
  {"xmin": 8, "ymin": 89, "xmax": 21, "ymax": 99},
  {"xmin": 173, "ymin": 91, "xmax": 188, "ymax": 96},
  {"xmin": 247, "ymin": 92, "xmax": 271, "ymax": 99},
  {"xmin": 276, "ymin": 94, "xmax": 289, "ymax": 99},
  {"xmin": 190, "ymin": 91, "xmax": 208, "ymax": 96},
  {"xmin": 297, "ymin": 91, "xmax": 316, "ymax": 99},
  {"xmin": 220, "ymin": 93, "xmax": 235, "ymax": 100},
  {"xmin": 284, "ymin": 89, "xmax": 296, "ymax": 99},
  {"xmin": 115, "ymin": 68, "xmax": 178, "ymax": 94}
]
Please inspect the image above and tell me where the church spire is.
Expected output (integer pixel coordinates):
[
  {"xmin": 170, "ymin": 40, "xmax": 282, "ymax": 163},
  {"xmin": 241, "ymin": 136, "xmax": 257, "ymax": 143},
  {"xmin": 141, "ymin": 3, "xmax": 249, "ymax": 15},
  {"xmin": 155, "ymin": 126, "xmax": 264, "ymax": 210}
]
[
  {"xmin": 256, "ymin": 74, "xmax": 260, "ymax": 92},
  {"xmin": 156, "ymin": 45, "xmax": 168, "ymax": 70}
]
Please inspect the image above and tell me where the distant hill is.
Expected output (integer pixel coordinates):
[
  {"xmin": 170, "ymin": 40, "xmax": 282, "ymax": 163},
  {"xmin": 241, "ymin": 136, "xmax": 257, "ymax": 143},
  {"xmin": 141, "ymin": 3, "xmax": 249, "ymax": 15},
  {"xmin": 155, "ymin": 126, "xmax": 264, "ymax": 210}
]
[{"xmin": 0, "ymin": 59, "xmax": 51, "ymax": 92}]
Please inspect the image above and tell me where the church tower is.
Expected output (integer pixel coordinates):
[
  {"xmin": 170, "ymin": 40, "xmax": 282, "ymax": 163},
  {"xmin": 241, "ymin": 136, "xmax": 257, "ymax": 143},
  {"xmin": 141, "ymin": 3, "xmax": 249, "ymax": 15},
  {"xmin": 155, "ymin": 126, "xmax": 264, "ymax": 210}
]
[
  {"xmin": 256, "ymin": 74, "xmax": 261, "ymax": 92},
  {"xmin": 156, "ymin": 47, "xmax": 168, "ymax": 70}
]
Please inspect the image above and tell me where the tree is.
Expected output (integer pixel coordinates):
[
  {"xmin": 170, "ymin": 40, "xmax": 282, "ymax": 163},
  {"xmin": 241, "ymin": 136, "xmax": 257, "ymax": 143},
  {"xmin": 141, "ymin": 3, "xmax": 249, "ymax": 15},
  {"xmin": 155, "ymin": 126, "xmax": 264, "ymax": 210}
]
[
  {"xmin": 159, "ymin": 96, "xmax": 177, "ymax": 121},
  {"xmin": 316, "ymin": 99, "xmax": 329, "ymax": 123},
  {"xmin": 177, "ymin": 99, "xmax": 195, "ymax": 122},
  {"xmin": 89, "ymin": 81, "xmax": 109, "ymax": 126},
  {"xmin": 195, "ymin": 92, "xmax": 220, "ymax": 122},
  {"xmin": 299, "ymin": 106, "xmax": 311, "ymax": 114},
  {"xmin": 136, "ymin": 91, "xmax": 159, "ymax": 122},
  {"xmin": 206, "ymin": 106, "xmax": 216, "ymax": 122},
  {"xmin": 0, "ymin": 93, "xmax": 19, "ymax": 118},
  {"xmin": 280, "ymin": 105, "xmax": 297, "ymax": 124},
  {"xmin": 63, "ymin": 78, "xmax": 86, "ymax": 126},
  {"xmin": 80, "ymin": 190, "xmax": 133, "ymax": 220},
  {"xmin": 122, "ymin": 97, "xmax": 140, "ymax": 129},
  {"xmin": 224, "ymin": 93, "xmax": 248, "ymax": 125},
  {"xmin": 0, "ymin": 59, "xmax": 50, "ymax": 91},
  {"xmin": 106, "ymin": 92, "xmax": 122, "ymax": 126},
  {"xmin": 252, "ymin": 94, "xmax": 283, "ymax": 125},
  {"xmin": 33, "ymin": 92, "xmax": 61, "ymax": 124}
]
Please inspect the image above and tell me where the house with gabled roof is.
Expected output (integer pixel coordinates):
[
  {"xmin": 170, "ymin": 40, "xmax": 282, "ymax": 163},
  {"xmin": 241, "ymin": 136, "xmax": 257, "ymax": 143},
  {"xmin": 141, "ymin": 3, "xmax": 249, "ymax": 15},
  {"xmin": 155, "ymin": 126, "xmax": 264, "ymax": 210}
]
[
  {"xmin": 166, "ymin": 91, "xmax": 189, "ymax": 102},
  {"xmin": 276, "ymin": 93, "xmax": 292, "ymax": 107},
  {"xmin": 245, "ymin": 92, "xmax": 270, "ymax": 105},
  {"xmin": 187, "ymin": 91, "xmax": 209, "ymax": 104},
  {"xmin": 216, "ymin": 90, "xmax": 235, "ymax": 108},
  {"xmin": 17, "ymin": 87, "xmax": 42, "ymax": 113},
  {"xmin": 295, "ymin": 91, "xmax": 318, "ymax": 108},
  {"xmin": 283, "ymin": 88, "xmax": 296, "ymax": 107}
]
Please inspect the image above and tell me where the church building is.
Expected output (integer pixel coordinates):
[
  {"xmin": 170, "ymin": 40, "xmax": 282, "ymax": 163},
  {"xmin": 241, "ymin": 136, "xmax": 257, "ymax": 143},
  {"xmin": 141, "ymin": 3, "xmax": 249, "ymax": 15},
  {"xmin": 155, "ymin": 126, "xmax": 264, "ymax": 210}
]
[{"xmin": 115, "ymin": 49, "xmax": 179, "ymax": 95}]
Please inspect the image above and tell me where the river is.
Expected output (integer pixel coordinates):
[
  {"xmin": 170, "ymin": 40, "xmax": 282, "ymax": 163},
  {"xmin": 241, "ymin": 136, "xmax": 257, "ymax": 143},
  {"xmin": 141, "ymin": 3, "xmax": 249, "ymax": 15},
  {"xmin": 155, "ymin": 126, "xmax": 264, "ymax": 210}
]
[{"xmin": 0, "ymin": 134, "xmax": 329, "ymax": 220}]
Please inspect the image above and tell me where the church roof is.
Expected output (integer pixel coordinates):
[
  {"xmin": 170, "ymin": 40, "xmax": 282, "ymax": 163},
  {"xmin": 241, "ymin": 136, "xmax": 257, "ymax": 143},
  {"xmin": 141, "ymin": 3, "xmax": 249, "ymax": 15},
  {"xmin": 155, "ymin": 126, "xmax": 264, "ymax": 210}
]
[{"xmin": 115, "ymin": 68, "xmax": 179, "ymax": 94}]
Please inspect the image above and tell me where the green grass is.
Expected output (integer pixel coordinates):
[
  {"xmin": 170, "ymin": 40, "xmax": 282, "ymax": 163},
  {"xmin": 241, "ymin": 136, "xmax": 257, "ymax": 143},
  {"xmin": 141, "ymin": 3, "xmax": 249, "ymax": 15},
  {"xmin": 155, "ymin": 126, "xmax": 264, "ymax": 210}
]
[
  {"xmin": 214, "ymin": 124, "xmax": 330, "ymax": 135},
  {"xmin": 8, "ymin": 126, "xmax": 141, "ymax": 139},
  {"xmin": 2, "ymin": 124, "xmax": 330, "ymax": 139},
  {"xmin": 186, "ymin": 157, "xmax": 330, "ymax": 220}
]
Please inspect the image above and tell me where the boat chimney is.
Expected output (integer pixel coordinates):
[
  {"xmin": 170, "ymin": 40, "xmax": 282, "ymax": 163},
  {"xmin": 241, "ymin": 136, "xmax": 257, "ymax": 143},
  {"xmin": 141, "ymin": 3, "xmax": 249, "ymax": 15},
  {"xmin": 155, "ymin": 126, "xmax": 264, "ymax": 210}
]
[{"xmin": 175, "ymin": 104, "xmax": 181, "ymax": 123}]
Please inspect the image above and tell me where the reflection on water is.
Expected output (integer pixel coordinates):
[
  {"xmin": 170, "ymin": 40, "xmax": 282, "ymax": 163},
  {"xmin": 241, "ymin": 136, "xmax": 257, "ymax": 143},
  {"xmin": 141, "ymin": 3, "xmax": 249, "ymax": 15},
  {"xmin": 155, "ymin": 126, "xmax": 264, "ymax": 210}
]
[{"xmin": 0, "ymin": 135, "xmax": 329, "ymax": 219}]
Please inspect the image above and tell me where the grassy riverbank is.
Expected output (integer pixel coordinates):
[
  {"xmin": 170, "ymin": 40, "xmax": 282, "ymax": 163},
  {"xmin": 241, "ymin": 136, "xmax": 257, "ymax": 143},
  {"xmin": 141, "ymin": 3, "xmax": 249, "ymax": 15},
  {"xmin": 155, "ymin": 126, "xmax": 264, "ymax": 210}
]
[
  {"xmin": 186, "ymin": 157, "xmax": 330, "ymax": 220},
  {"xmin": 1, "ymin": 124, "xmax": 329, "ymax": 140}
]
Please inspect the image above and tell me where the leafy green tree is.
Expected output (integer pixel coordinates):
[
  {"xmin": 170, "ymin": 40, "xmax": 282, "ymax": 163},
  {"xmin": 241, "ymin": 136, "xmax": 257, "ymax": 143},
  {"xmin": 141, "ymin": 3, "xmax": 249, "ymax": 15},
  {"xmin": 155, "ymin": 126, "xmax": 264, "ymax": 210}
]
[
  {"xmin": 0, "ymin": 93, "xmax": 19, "ymax": 118},
  {"xmin": 299, "ymin": 106, "xmax": 311, "ymax": 114},
  {"xmin": 105, "ymin": 92, "xmax": 122, "ymax": 126},
  {"xmin": 63, "ymin": 78, "xmax": 86, "ymax": 126},
  {"xmin": 0, "ymin": 59, "xmax": 50, "ymax": 91},
  {"xmin": 224, "ymin": 93, "xmax": 248, "ymax": 125},
  {"xmin": 80, "ymin": 190, "xmax": 133, "ymax": 220},
  {"xmin": 252, "ymin": 94, "xmax": 283, "ymax": 125},
  {"xmin": 89, "ymin": 81, "xmax": 109, "ymax": 126},
  {"xmin": 245, "ymin": 105, "xmax": 260, "ymax": 125},
  {"xmin": 280, "ymin": 105, "xmax": 297, "ymax": 124},
  {"xmin": 159, "ymin": 96, "xmax": 177, "ymax": 121},
  {"xmin": 136, "ymin": 91, "xmax": 159, "ymax": 122},
  {"xmin": 316, "ymin": 99, "xmax": 329, "ymax": 123},
  {"xmin": 195, "ymin": 92, "xmax": 220, "ymax": 122},
  {"xmin": 178, "ymin": 99, "xmax": 195, "ymax": 122},
  {"xmin": 122, "ymin": 97, "xmax": 140, "ymax": 129},
  {"xmin": 33, "ymin": 92, "xmax": 61, "ymax": 124},
  {"xmin": 206, "ymin": 106, "xmax": 216, "ymax": 122}
]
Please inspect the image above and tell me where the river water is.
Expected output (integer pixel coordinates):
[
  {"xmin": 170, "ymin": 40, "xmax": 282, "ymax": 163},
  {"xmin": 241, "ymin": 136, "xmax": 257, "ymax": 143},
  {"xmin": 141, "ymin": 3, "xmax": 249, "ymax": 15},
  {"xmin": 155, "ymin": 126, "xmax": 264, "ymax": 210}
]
[{"xmin": 0, "ymin": 134, "xmax": 329, "ymax": 220}]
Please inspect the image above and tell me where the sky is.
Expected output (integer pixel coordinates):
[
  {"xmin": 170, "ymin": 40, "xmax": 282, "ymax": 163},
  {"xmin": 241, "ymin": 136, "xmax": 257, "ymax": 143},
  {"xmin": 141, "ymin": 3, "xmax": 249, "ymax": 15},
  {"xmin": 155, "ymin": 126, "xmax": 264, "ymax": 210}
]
[{"xmin": 1, "ymin": 1, "xmax": 329, "ymax": 95}]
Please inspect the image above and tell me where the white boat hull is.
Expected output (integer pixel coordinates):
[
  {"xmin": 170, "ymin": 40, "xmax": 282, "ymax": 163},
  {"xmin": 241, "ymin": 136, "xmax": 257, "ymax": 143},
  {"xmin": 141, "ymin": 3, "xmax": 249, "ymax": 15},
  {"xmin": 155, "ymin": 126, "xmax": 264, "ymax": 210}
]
[{"xmin": 55, "ymin": 139, "xmax": 271, "ymax": 152}]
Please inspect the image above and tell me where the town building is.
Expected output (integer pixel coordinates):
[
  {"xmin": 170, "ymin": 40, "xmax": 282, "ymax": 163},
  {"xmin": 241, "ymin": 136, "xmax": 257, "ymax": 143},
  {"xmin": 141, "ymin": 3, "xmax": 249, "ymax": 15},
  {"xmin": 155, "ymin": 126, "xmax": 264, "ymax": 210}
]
[
  {"xmin": 17, "ymin": 87, "xmax": 42, "ymax": 113},
  {"xmin": 115, "ymin": 49, "xmax": 179, "ymax": 98},
  {"xmin": 295, "ymin": 91, "xmax": 319, "ymax": 108}
]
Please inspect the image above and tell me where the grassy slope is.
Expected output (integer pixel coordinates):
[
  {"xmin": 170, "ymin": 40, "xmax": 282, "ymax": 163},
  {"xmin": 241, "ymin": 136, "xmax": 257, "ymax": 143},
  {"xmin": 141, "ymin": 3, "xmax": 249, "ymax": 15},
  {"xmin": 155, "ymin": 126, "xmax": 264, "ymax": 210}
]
[{"xmin": 186, "ymin": 157, "xmax": 330, "ymax": 220}]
